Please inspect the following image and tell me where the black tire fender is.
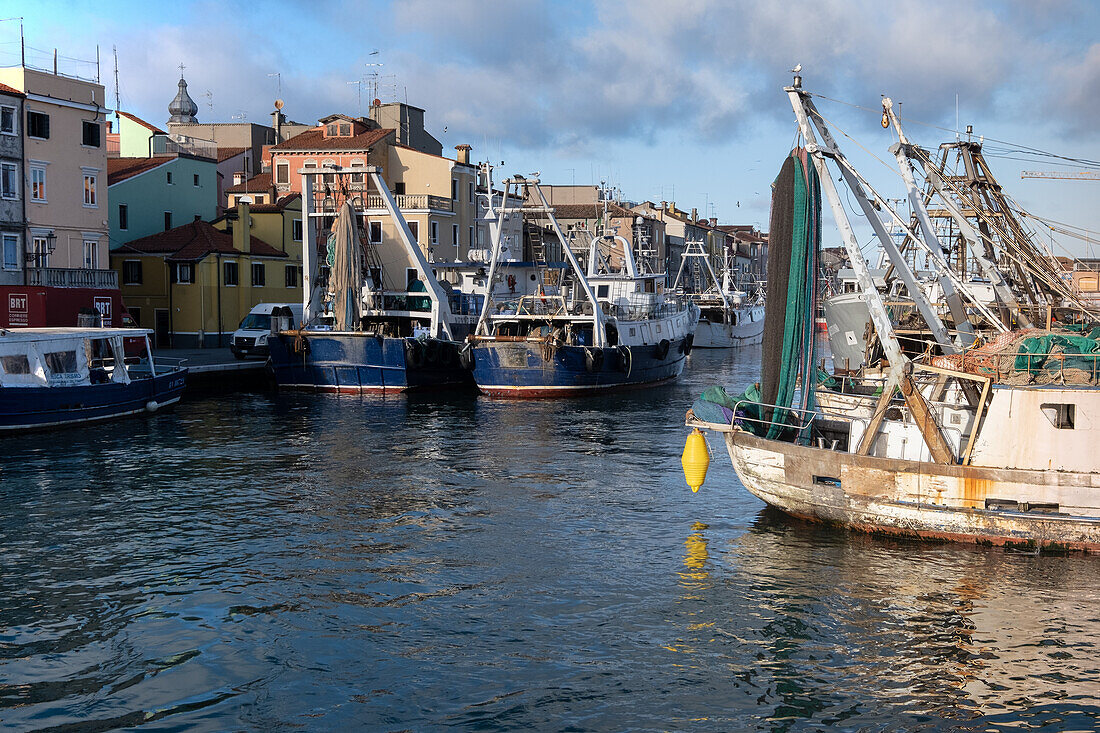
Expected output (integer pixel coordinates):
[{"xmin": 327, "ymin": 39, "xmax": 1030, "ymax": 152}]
[
  {"xmin": 405, "ymin": 339, "xmax": 424, "ymax": 368},
  {"xmin": 585, "ymin": 347, "xmax": 604, "ymax": 372}
]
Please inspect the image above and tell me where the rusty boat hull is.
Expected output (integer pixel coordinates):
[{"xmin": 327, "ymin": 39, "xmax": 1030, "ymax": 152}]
[{"xmin": 719, "ymin": 426, "xmax": 1100, "ymax": 552}]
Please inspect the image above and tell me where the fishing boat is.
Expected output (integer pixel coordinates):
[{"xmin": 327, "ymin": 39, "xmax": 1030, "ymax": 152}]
[
  {"xmin": 0, "ymin": 327, "xmax": 186, "ymax": 431},
  {"xmin": 267, "ymin": 163, "xmax": 472, "ymax": 393},
  {"xmin": 672, "ymin": 240, "xmax": 764, "ymax": 348},
  {"xmin": 684, "ymin": 74, "xmax": 1100, "ymax": 552},
  {"xmin": 467, "ymin": 170, "xmax": 698, "ymax": 397}
]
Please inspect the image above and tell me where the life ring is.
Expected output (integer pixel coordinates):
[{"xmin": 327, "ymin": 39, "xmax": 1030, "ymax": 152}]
[
  {"xmin": 654, "ymin": 338, "xmax": 670, "ymax": 359},
  {"xmin": 585, "ymin": 347, "xmax": 604, "ymax": 373},
  {"xmin": 680, "ymin": 333, "xmax": 694, "ymax": 355},
  {"xmin": 405, "ymin": 339, "xmax": 424, "ymax": 368},
  {"xmin": 506, "ymin": 274, "xmax": 517, "ymax": 293}
]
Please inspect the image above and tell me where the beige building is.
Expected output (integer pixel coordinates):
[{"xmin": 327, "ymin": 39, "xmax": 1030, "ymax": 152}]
[
  {"xmin": 0, "ymin": 66, "xmax": 113, "ymax": 286},
  {"xmin": 228, "ymin": 110, "xmax": 478, "ymax": 292}
]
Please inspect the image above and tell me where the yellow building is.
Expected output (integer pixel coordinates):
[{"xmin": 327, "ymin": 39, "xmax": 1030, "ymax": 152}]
[{"xmin": 110, "ymin": 202, "xmax": 298, "ymax": 347}]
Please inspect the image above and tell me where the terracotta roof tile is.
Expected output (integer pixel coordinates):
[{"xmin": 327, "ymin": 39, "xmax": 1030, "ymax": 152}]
[
  {"xmin": 248, "ymin": 194, "xmax": 300, "ymax": 213},
  {"xmin": 117, "ymin": 110, "xmax": 165, "ymax": 135},
  {"xmin": 107, "ymin": 156, "xmax": 172, "ymax": 185},
  {"xmin": 225, "ymin": 171, "xmax": 273, "ymax": 194},
  {"xmin": 0, "ymin": 82, "xmax": 23, "ymax": 97},
  {"xmin": 217, "ymin": 146, "xmax": 249, "ymax": 162},
  {"xmin": 115, "ymin": 220, "xmax": 287, "ymax": 262},
  {"xmin": 271, "ymin": 126, "xmax": 393, "ymax": 152}
]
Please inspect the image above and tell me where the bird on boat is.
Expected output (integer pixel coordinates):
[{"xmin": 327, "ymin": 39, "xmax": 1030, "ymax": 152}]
[{"xmin": 791, "ymin": 63, "xmax": 802, "ymax": 74}]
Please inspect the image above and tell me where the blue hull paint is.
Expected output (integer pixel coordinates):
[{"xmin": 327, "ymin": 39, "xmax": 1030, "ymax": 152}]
[
  {"xmin": 471, "ymin": 338, "xmax": 689, "ymax": 397},
  {"xmin": 268, "ymin": 333, "xmax": 473, "ymax": 393},
  {"xmin": 0, "ymin": 370, "xmax": 187, "ymax": 431}
]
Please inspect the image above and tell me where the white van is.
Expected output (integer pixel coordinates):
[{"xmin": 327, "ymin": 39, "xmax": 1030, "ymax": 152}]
[{"xmin": 230, "ymin": 303, "xmax": 303, "ymax": 360}]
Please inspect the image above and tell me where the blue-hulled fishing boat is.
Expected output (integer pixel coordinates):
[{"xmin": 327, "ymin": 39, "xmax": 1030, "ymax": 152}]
[
  {"xmin": 267, "ymin": 163, "xmax": 472, "ymax": 394},
  {"xmin": 0, "ymin": 327, "xmax": 186, "ymax": 431},
  {"xmin": 467, "ymin": 172, "xmax": 697, "ymax": 398}
]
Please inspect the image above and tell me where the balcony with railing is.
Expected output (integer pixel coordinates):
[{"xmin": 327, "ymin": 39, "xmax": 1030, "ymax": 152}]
[
  {"xmin": 365, "ymin": 194, "xmax": 453, "ymax": 212},
  {"xmin": 26, "ymin": 268, "xmax": 119, "ymax": 289}
]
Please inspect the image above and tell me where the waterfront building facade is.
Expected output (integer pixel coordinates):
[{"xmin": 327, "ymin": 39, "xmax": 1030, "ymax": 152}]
[
  {"xmin": 110, "ymin": 209, "xmax": 290, "ymax": 347},
  {"xmin": 0, "ymin": 66, "xmax": 113, "ymax": 286},
  {"xmin": 0, "ymin": 82, "xmax": 24, "ymax": 287}
]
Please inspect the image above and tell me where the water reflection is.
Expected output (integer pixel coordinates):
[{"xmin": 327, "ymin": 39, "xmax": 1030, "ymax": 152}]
[{"xmin": 0, "ymin": 348, "xmax": 1098, "ymax": 730}]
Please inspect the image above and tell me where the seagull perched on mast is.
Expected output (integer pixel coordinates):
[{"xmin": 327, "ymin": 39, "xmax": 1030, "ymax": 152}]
[{"xmin": 791, "ymin": 63, "xmax": 802, "ymax": 74}]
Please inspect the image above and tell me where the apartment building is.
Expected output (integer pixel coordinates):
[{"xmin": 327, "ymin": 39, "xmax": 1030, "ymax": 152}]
[{"xmin": 0, "ymin": 65, "xmax": 112, "ymax": 285}]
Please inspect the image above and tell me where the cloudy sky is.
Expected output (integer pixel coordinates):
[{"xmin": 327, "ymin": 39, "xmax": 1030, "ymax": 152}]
[{"xmin": 5, "ymin": 0, "xmax": 1100, "ymax": 255}]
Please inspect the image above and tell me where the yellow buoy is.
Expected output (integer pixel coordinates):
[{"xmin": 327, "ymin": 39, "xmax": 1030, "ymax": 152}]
[{"xmin": 681, "ymin": 428, "xmax": 710, "ymax": 493}]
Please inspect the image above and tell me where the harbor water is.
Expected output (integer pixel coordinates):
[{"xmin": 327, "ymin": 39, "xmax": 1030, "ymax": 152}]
[{"xmin": 2, "ymin": 348, "xmax": 1099, "ymax": 731}]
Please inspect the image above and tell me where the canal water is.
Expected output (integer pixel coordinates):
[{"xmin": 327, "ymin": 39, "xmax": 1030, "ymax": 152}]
[{"xmin": 2, "ymin": 347, "xmax": 1099, "ymax": 731}]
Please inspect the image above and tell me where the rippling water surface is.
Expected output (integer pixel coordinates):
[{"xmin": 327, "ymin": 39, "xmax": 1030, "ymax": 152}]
[{"xmin": 2, "ymin": 347, "xmax": 1099, "ymax": 731}]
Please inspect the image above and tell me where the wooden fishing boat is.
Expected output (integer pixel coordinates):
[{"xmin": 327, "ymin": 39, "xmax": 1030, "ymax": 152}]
[{"xmin": 685, "ymin": 74, "xmax": 1100, "ymax": 552}]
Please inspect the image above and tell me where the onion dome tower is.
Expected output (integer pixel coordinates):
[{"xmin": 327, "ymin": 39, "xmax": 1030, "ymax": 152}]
[{"xmin": 168, "ymin": 74, "xmax": 199, "ymax": 124}]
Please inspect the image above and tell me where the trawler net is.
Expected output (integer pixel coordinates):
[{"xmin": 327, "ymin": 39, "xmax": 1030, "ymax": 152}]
[
  {"xmin": 931, "ymin": 327, "xmax": 1100, "ymax": 385},
  {"xmin": 760, "ymin": 149, "xmax": 821, "ymax": 438}
]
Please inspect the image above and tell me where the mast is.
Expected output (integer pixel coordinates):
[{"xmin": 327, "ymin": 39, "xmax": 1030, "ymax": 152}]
[{"xmin": 787, "ymin": 76, "xmax": 955, "ymax": 462}]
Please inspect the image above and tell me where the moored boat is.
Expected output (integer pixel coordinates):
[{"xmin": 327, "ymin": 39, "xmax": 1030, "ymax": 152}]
[
  {"xmin": 0, "ymin": 327, "xmax": 186, "ymax": 431},
  {"xmin": 468, "ymin": 170, "xmax": 697, "ymax": 398},
  {"xmin": 685, "ymin": 74, "xmax": 1100, "ymax": 552},
  {"xmin": 267, "ymin": 163, "xmax": 472, "ymax": 394},
  {"xmin": 673, "ymin": 241, "xmax": 764, "ymax": 348}
]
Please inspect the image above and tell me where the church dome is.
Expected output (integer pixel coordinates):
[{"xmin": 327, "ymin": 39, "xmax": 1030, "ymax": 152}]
[{"xmin": 168, "ymin": 77, "xmax": 199, "ymax": 124}]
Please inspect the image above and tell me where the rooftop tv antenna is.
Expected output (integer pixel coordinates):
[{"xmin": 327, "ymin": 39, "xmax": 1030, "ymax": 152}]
[
  {"xmin": 365, "ymin": 50, "xmax": 384, "ymax": 106},
  {"xmin": 347, "ymin": 79, "xmax": 365, "ymax": 116},
  {"xmin": 112, "ymin": 45, "xmax": 120, "ymax": 111}
]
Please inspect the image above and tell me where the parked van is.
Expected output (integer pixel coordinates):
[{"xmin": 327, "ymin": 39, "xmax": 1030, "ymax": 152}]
[{"xmin": 231, "ymin": 303, "xmax": 303, "ymax": 360}]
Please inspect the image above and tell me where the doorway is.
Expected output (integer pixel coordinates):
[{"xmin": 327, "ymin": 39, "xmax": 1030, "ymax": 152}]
[{"xmin": 154, "ymin": 309, "xmax": 171, "ymax": 349}]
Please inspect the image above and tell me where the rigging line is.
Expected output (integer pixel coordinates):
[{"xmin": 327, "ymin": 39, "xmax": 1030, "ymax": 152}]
[
  {"xmin": 909, "ymin": 146, "xmax": 1080, "ymax": 303},
  {"xmin": 983, "ymin": 153, "xmax": 1100, "ymax": 170},
  {"xmin": 808, "ymin": 91, "xmax": 1100, "ymax": 168},
  {"xmin": 1018, "ymin": 211, "xmax": 1099, "ymax": 236}
]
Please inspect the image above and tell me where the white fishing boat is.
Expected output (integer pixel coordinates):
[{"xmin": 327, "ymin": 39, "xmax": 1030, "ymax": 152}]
[
  {"xmin": 672, "ymin": 241, "xmax": 764, "ymax": 348},
  {"xmin": 684, "ymin": 74, "xmax": 1100, "ymax": 552}
]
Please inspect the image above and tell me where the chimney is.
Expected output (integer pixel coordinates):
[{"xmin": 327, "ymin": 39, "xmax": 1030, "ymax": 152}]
[
  {"xmin": 237, "ymin": 201, "xmax": 252, "ymax": 253},
  {"xmin": 455, "ymin": 144, "xmax": 472, "ymax": 165},
  {"xmin": 233, "ymin": 171, "xmax": 246, "ymax": 185},
  {"xmin": 691, "ymin": 207, "xmax": 698, "ymax": 222},
  {"xmin": 709, "ymin": 217, "xmax": 717, "ymax": 226}
]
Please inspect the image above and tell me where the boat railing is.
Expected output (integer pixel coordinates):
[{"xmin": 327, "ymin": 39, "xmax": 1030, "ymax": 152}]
[
  {"xmin": 514, "ymin": 295, "xmax": 570, "ymax": 317},
  {"xmin": 731, "ymin": 398, "xmax": 819, "ymax": 431},
  {"xmin": 607, "ymin": 298, "xmax": 690, "ymax": 322}
]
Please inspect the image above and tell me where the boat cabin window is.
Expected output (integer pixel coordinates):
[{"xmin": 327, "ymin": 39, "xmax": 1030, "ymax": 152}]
[
  {"xmin": 0, "ymin": 354, "xmax": 30, "ymax": 374},
  {"xmin": 1041, "ymin": 403, "xmax": 1075, "ymax": 430},
  {"xmin": 44, "ymin": 350, "xmax": 79, "ymax": 377},
  {"xmin": 597, "ymin": 285, "xmax": 609, "ymax": 299}
]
